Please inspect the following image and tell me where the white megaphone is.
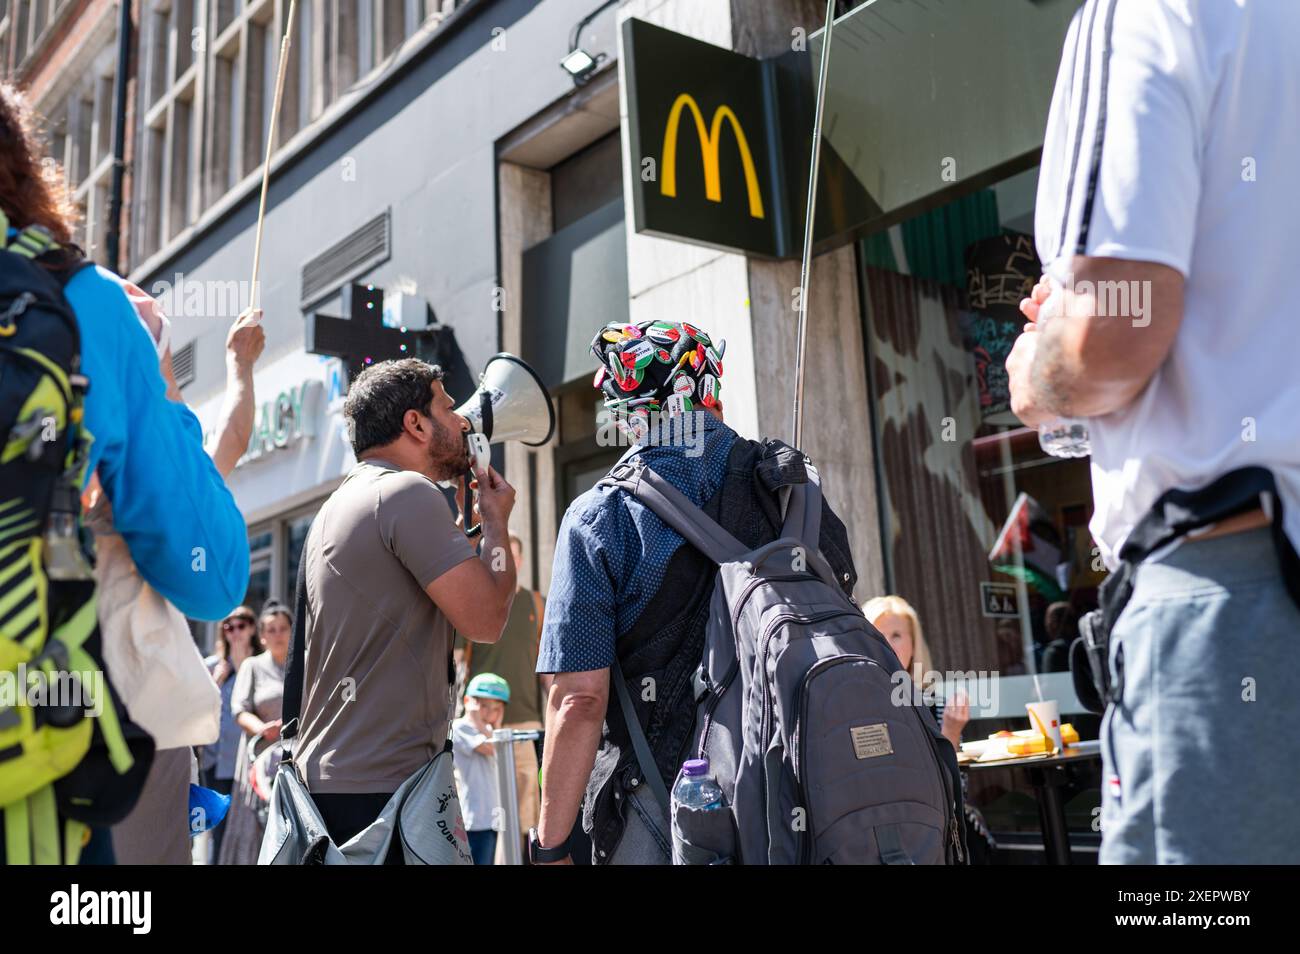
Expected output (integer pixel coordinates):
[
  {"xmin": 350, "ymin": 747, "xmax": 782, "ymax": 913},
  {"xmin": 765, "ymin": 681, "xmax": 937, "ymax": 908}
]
[{"xmin": 447, "ymin": 353, "xmax": 556, "ymax": 533}]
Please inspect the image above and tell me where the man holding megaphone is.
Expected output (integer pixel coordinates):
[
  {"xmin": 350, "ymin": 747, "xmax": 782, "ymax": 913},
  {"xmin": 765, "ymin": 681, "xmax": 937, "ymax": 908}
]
[{"xmin": 288, "ymin": 358, "xmax": 517, "ymax": 860}]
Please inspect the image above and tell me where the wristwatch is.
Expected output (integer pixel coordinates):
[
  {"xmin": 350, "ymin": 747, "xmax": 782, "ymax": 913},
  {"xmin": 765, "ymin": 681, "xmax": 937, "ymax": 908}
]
[{"xmin": 528, "ymin": 827, "xmax": 569, "ymax": 864}]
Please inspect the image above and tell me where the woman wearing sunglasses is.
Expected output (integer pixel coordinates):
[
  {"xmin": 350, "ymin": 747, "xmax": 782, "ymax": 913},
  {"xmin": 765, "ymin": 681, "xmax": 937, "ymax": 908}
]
[{"xmin": 200, "ymin": 607, "xmax": 262, "ymax": 860}]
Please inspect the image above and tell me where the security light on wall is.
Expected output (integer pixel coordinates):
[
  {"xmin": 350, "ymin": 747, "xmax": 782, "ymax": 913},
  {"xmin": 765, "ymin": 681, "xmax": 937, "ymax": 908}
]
[
  {"xmin": 561, "ymin": 0, "xmax": 617, "ymax": 85},
  {"xmin": 560, "ymin": 48, "xmax": 600, "ymax": 82}
]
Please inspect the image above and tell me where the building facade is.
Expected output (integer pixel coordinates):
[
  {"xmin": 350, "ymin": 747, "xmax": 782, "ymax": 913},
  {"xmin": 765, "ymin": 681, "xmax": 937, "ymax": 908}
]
[{"xmin": 15, "ymin": 0, "xmax": 1105, "ymax": 859}]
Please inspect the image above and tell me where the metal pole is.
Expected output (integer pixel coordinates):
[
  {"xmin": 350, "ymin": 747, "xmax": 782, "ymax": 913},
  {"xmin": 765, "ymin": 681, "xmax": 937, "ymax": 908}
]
[
  {"xmin": 104, "ymin": 0, "xmax": 133, "ymax": 274},
  {"xmin": 997, "ymin": 438, "xmax": 1036, "ymax": 674},
  {"xmin": 492, "ymin": 728, "xmax": 523, "ymax": 865},
  {"xmin": 249, "ymin": 0, "xmax": 298, "ymax": 311},
  {"xmin": 792, "ymin": 0, "xmax": 837, "ymax": 449}
]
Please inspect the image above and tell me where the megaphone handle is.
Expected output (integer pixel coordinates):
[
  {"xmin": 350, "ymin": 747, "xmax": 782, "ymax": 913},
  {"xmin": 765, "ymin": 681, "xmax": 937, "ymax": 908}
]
[{"xmin": 462, "ymin": 471, "xmax": 482, "ymax": 538}]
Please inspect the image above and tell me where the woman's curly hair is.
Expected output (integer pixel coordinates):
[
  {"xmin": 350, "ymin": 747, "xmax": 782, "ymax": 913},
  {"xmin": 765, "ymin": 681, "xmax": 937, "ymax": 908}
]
[{"xmin": 0, "ymin": 82, "xmax": 80, "ymax": 246}]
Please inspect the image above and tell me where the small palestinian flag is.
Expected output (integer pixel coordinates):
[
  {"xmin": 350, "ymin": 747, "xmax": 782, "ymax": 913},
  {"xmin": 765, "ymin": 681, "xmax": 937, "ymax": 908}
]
[
  {"xmin": 620, "ymin": 339, "xmax": 655, "ymax": 371},
  {"xmin": 617, "ymin": 365, "xmax": 645, "ymax": 392},
  {"xmin": 646, "ymin": 321, "xmax": 681, "ymax": 345},
  {"xmin": 698, "ymin": 373, "xmax": 720, "ymax": 408},
  {"xmin": 665, "ymin": 393, "xmax": 693, "ymax": 416}
]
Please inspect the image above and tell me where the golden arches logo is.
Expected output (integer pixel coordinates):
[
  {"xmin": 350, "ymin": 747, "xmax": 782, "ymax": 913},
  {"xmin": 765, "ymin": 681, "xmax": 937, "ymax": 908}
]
[{"xmin": 660, "ymin": 93, "xmax": 765, "ymax": 220}]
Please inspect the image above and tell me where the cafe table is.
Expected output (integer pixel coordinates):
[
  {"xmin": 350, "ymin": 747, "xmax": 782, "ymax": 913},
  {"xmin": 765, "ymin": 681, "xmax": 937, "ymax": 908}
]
[{"xmin": 962, "ymin": 739, "xmax": 1102, "ymax": 865}]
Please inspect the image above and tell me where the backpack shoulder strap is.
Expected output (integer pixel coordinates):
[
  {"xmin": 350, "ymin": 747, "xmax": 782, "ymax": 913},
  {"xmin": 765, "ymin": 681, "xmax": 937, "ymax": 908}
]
[
  {"xmin": 280, "ymin": 543, "xmax": 309, "ymax": 746},
  {"xmin": 611, "ymin": 655, "xmax": 671, "ymax": 813},
  {"xmin": 780, "ymin": 461, "xmax": 823, "ymax": 551},
  {"xmin": 599, "ymin": 459, "xmax": 747, "ymax": 567}
]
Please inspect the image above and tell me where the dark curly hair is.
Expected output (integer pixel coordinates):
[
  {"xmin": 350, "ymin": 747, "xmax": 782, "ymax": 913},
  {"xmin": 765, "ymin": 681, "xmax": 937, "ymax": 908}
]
[{"xmin": 0, "ymin": 83, "xmax": 81, "ymax": 249}]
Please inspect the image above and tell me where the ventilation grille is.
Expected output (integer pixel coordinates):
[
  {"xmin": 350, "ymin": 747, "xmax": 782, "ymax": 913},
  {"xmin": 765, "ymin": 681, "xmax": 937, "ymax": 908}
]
[
  {"xmin": 299, "ymin": 209, "xmax": 391, "ymax": 307},
  {"xmin": 172, "ymin": 339, "xmax": 196, "ymax": 390}
]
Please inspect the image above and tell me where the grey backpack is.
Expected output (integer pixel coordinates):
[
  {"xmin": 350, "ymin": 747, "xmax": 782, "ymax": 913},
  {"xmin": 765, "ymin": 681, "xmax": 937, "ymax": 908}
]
[{"xmin": 602, "ymin": 457, "xmax": 964, "ymax": 865}]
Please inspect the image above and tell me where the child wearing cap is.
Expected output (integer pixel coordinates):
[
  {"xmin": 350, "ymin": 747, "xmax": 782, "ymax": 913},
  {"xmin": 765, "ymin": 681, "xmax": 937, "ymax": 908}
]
[{"xmin": 451, "ymin": 673, "xmax": 511, "ymax": 865}]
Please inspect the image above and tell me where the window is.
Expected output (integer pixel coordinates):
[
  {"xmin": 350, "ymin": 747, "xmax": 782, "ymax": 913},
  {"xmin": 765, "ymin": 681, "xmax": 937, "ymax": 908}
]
[
  {"xmin": 134, "ymin": 0, "xmax": 202, "ymax": 260},
  {"xmin": 858, "ymin": 165, "xmax": 1104, "ymax": 855},
  {"xmin": 245, "ymin": 527, "xmax": 274, "ymax": 614},
  {"xmin": 41, "ymin": 45, "xmax": 118, "ymax": 263},
  {"xmin": 132, "ymin": 0, "xmax": 464, "ymax": 265},
  {"xmin": 284, "ymin": 512, "xmax": 314, "ymax": 596},
  {"xmin": 8, "ymin": 0, "xmax": 76, "ymax": 72}
]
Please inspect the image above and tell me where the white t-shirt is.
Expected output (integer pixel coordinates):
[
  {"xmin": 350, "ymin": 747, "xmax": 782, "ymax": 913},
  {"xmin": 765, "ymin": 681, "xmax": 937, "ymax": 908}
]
[
  {"xmin": 1035, "ymin": 0, "xmax": 1300, "ymax": 569},
  {"xmin": 450, "ymin": 717, "xmax": 497, "ymax": 832}
]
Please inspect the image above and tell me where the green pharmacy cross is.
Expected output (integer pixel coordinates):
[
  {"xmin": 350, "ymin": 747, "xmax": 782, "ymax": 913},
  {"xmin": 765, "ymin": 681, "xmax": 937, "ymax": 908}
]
[{"xmin": 306, "ymin": 283, "xmax": 426, "ymax": 383}]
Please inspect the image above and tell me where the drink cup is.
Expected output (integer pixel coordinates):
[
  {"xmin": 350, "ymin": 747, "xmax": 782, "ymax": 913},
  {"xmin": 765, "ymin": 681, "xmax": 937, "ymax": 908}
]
[{"xmin": 1026, "ymin": 699, "xmax": 1063, "ymax": 754}]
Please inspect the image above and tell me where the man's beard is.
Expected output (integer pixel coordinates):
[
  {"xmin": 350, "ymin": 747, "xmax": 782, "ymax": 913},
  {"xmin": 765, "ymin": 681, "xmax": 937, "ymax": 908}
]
[{"xmin": 426, "ymin": 416, "xmax": 472, "ymax": 482}]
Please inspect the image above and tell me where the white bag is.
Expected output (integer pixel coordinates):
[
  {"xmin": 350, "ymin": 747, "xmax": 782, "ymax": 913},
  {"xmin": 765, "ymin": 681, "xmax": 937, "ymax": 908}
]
[
  {"xmin": 259, "ymin": 744, "xmax": 473, "ymax": 865},
  {"xmin": 94, "ymin": 532, "xmax": 222, "ymax": 750}
]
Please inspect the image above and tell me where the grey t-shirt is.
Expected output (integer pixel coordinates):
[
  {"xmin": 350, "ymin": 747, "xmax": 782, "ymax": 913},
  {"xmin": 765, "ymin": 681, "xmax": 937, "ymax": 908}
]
[{"xmin": 297, "ymin": 458, "xmax": 475, "ymax": 794}]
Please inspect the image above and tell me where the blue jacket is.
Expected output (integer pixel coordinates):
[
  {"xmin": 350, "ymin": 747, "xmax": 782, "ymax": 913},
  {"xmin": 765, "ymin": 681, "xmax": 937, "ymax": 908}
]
[{"xmin": 63, "ymin": 264, "xmax": 249, "ymax": 620}]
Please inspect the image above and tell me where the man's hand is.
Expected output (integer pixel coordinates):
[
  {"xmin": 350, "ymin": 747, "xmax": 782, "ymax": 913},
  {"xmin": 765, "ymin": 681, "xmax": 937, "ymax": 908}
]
[
  {"xmin": 226, "ymin": 307, "xmax": 266, "ymax": 374},
  {"xmin": 1007, "ymin": 276, "xmax": 1057, "ymax": 428},
  {"xmin": 471, "ymin": 465, "xmax": 516, "ymax": 529},
  {"xmin": 1006, "ymin": 324, "xmax": 1055, "ymax": 428},
  {"xmin": 1018, "ymin": 275, "xmax": 1052, "ymax": 325},
  {"xmin": 426, "ymin": 467, "xmax": 517, "ymax": 642},
  {"xmin": 1010, "ymin": 257, "xmax": 1185, "ymax": 420}
]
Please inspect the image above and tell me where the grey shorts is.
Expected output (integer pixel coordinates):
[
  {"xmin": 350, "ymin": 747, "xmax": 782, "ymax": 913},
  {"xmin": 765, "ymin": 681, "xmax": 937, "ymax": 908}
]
[{"xmin": 1100, "ymin": 527, "xmax": 1300, "ymax": 863}]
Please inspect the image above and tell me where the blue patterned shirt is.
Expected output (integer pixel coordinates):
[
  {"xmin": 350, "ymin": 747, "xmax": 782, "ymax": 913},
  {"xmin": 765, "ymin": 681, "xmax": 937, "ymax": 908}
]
[{"xmin": 537, "ymin": 412, "xmax": 736, "ymax": 673}]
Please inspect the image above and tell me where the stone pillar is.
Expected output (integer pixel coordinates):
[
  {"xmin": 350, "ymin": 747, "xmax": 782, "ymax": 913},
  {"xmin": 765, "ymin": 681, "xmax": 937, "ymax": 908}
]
[{"xmin": 498, "ymin": 161, "xmax": 557, "ymax": 592}]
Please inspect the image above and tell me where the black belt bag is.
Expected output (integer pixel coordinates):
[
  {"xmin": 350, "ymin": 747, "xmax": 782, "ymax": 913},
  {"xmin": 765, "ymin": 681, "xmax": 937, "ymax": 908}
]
[{"xmin": 1070, "ymin": 466, "xmax": 1300, "ymax": 714}]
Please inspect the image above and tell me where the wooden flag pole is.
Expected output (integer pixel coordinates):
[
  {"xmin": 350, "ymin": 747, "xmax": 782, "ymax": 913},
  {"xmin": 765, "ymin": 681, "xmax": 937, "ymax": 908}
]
[
  {"xmin": 249, "ymin": 0, "xmax": 298, "ymax": 313},
  {"xmin": 792, "ymin": 0, "xmax": 836, "ymax": 450}
]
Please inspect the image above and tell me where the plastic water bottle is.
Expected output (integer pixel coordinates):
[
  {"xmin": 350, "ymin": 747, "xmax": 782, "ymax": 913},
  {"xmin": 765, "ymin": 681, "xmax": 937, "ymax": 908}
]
[
  {"xmin": 1038, "ymin": 418, "xmax": 1091, "ymax": 458},
  {"xmin": 1033, "ymin": 274, "xmax": 1091, "ymax": 458},
  {"xmin": 672, "ymin": 758, "xmax": 723, "ymax": 812}
]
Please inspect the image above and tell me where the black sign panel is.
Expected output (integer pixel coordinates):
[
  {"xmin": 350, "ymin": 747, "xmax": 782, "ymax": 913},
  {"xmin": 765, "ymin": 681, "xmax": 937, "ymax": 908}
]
[
  {"xmin": 624, "ymin": 18, "xmax": 783, "ymax": 258},
  {"xmin": 306, "ymin": 284, "xmax": 438, "ymax": 383}
]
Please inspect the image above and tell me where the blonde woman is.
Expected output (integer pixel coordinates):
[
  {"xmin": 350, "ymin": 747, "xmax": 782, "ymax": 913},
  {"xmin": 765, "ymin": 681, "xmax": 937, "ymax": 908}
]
[
  {"xmin": 865, "ymin": 595, "xmax": 997, "ymax": 862},
  {"xmin": 862, "ymin": 595, "xmax": 967, "ymax": 751}
]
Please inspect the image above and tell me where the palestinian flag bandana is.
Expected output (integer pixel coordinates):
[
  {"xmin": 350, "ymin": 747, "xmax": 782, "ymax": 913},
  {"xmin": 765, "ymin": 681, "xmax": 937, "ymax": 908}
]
[{"xmin": 589, "ymin": 320, "xmax": 726, "ymax": 428}]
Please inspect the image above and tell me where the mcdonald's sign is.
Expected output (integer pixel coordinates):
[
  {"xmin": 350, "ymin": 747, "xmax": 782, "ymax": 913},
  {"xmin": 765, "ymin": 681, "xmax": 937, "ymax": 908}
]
[
  {"xmin": 624, "ymin": 19, "xmax": 785, "ymax": 257},
  {"xmin": 660, "ymin": 94, "xmax": 765, "ymax": 221}
]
